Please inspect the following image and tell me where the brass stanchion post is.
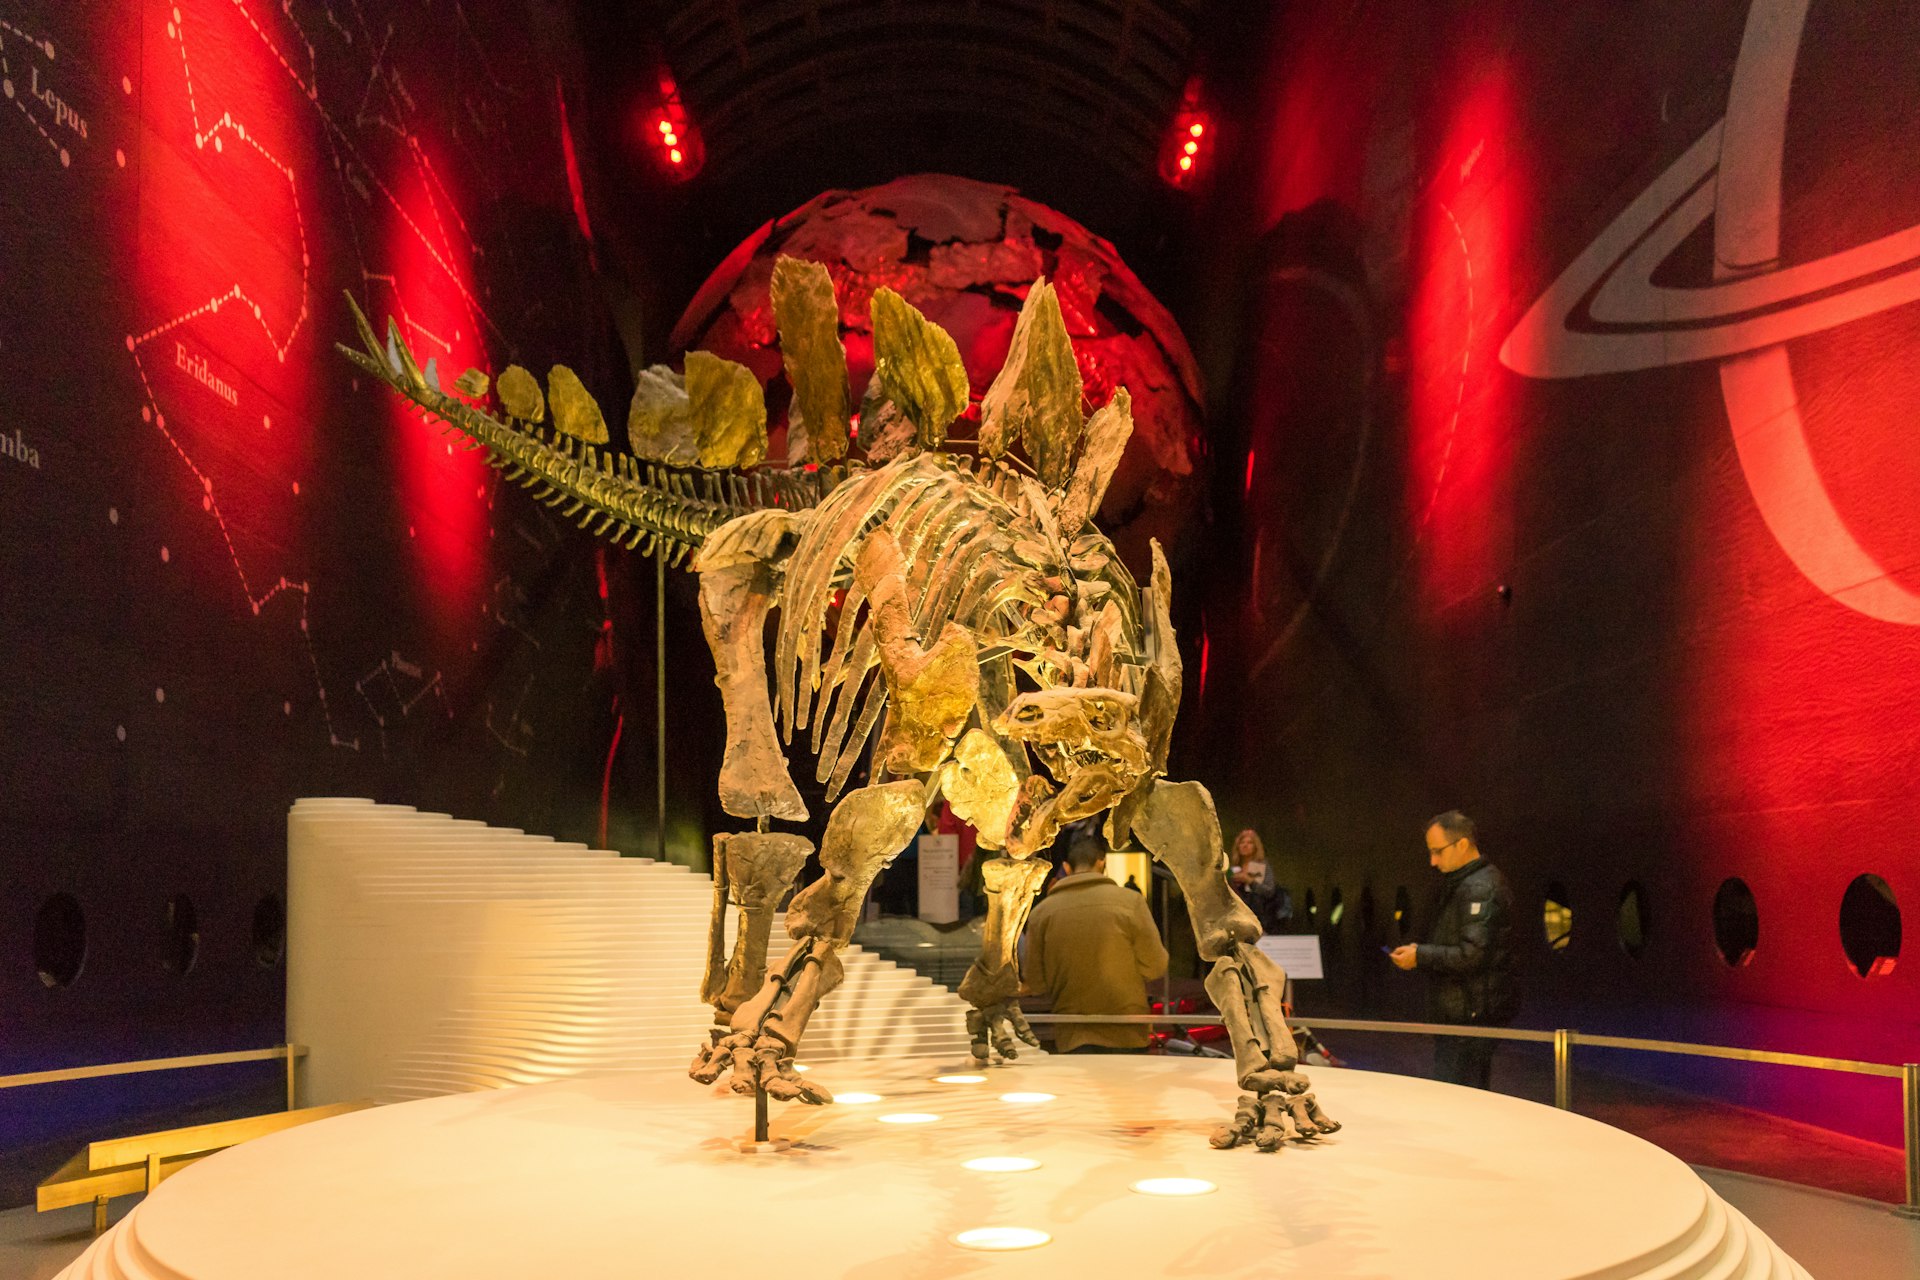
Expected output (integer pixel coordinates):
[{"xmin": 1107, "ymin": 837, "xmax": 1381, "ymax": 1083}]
[
  {"xmin": 1900, "ymin": 1063, "xmax": 1920, "ymax": 1220},
  {"xmin": 285, "ymin": 1045, "xmax": 297, "ymax": 1111},
  {"xmin": 1553, "ymin": 1029, "xmax": 1573, "ymax": 1111}
]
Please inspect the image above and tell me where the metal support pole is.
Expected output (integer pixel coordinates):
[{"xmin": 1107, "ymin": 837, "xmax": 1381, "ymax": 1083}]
[
  {"xmin": 1900, "ymin": 1063, "xmax": 1920, "ymax": 1220},
  {"xmin": 1158, "ymin": 877, "xmax": 1172, "ymax": 1013},
  {"xmin": 754, "ymin": 1083, "xmax": 770, "ymax": 1145},
  {"xmin": 1553, "ymin": 1029, "xmax": 1573, "ymax": 1111},
  {"xmin": 655, "ymin": 553, "xmax": 667, "ymax": 865},
  {"xmin": 284, "ymin": 1045, "xmax": 297, "ymax": 1111}
]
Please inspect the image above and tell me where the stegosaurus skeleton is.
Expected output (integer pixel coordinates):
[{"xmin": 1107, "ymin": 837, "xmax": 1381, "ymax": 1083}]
[{"xmin": 339, "ymin": 259, "xmax": 1336, "ymax": 1151}]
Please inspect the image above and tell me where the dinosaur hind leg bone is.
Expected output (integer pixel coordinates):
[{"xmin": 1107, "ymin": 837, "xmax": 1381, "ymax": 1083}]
[
  {"xmin": 957, "ymin": 857, "xmax": 1052, "ymax": 1062},
  {"xmin": 1131, "ymin": 778, "xmax": 1339, "ymax": 1148},
  {"xmin": 700, "ymin": 832, "xmax": 816, "ymax": 1012},
  {"xmin": 697, "ymin": 550, "xmax": 808, "ymax": 822},
  {"xmin": 692, "ymin": 831, "xmax": 815, "ymax": 1084},
  {"xmin": 694, "ymin": 781, "xmax": 924, "ymax": 1104}
]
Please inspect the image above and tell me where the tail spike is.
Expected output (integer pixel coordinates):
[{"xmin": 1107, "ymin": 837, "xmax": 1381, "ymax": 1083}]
[
  {"xmin": 385, "ymin": 318, "xmax": 428, "ymax": 390},
  {"xmin": 343, "ymin": 292, "xmax": 385, "ymax": 365}
]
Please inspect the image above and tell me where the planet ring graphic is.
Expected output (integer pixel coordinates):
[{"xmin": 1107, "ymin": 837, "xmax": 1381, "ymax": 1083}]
[{"xmin": 1500, "ymin": 0, "xmax": 1920, "ymax": 627}]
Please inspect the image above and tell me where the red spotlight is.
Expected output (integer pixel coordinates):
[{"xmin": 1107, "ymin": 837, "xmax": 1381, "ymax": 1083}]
[
  {"xmin": 556, "ymin": 77, "xmax": 596, "ymax": 259},
  {"xmin": 1161, "ymin": 77, "xmax": 1211, "ymax": 189},
  {"xmin": 639, "ymin": 67, "xmax": 702, "ymax": 182}
]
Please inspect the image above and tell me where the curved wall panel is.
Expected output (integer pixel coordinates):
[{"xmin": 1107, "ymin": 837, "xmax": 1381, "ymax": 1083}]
[{"xmin": 1192, "ymin": 0, "xmax": 1920, "ymax": 1144}]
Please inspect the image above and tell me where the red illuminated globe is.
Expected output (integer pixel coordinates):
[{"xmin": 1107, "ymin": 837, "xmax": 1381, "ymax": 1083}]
[{"xmin": 669, "ymin": 174, "xmax": 1206, "ymax": 570}]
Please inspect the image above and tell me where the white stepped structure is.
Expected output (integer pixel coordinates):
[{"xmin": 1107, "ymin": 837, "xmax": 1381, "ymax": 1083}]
[{"xmin": 288, "ymin": 798, "xmax": 972, "ymax": 1106}]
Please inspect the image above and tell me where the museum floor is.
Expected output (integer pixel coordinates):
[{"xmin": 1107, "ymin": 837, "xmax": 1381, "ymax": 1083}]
[{"xmin": 10, "ymin": 1054, "xmax": 1889, "ymax": 1280}]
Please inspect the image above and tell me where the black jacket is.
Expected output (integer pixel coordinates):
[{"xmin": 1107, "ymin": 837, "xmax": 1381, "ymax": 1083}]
[{"xmin": 1416, "ymin": 859, "xmax": 1518, "ymax": 1025}]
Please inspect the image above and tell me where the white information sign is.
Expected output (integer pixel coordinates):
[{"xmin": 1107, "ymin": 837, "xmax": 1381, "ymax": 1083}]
[
  {"xmin": 1256, "ymin": 934, "xmax": 1324, "ymax": 980},
  {"xmin": 916, "ymin": 833, "xmax": 959, "ymax": 925}
]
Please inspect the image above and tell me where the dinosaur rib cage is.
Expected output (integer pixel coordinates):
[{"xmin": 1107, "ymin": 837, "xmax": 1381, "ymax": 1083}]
[{"xmin": 771, "ymin": 453, "xmax": 1070, "ymax": 801}]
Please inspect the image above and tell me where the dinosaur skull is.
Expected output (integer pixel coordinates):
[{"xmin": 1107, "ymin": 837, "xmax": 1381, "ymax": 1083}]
[
  {"xmin": 995, "ymin": 688, "xmax": 1150, "ymax": 777},
  {"xmin": 994, "ymin": 687, "xmax": 1151, "ymax": 856}
]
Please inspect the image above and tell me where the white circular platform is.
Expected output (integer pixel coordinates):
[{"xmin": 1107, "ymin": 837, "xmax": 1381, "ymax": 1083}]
[{"xmin": 60, "ymin": 1056, "xmax": 1809, "ymax": 1279}]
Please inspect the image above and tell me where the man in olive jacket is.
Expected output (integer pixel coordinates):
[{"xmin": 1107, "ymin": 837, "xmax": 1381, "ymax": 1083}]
[
  {"xmin": 1022, "ymin": 826, "xmax": 1169, "ymax": 1053},
  {"xmin": 1388, "ymin": 810, "xmax": 1517, "ymax": 1088}
]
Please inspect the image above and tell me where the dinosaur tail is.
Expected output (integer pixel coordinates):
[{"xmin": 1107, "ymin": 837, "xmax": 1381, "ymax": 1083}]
[{"xmin": 336, "ymin": 293, "xmax": 827, "ymax": 566}]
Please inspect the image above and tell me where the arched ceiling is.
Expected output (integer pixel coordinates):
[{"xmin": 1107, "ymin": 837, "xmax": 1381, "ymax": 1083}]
[
  {"xmin": 579, "ymin": 0, "xmax": 1221, "ymax": 243},
  {"xmin": 572, "ymin": 0, "xmax": 1256, "ymax": 385},
  {"xmin": 653, "ymin": 0, "xmax": 1209, "ymax": 188}
]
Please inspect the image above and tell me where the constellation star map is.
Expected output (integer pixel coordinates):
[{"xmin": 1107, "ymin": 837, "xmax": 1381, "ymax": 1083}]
[
  {"xmin": 0, "ymin": 0, "xmax": 621, "ymax": 835},
  {"xmin": 0, "ymin": 14, "xmax": 73, "ymax": 168}
]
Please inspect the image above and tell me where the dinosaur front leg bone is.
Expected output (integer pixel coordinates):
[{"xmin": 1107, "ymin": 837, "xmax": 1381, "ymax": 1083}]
[
  {"xmin": 699, "ymin": 781, "xmax": 925, "ymax": 1103},
  {"xmin": 697, "ymin": 555, "xmax": 808, "ymax": 822},
  {"xmin": 1132, "ymin": 778, "xmax": 1337, "ymax": 1147},
  {"xmin": 956, "ymin": 857, "xmax": 1052, "ymax": 1062}
]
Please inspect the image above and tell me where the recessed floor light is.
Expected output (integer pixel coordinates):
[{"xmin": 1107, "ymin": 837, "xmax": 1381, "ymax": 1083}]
[
  {"xmin": 953, "ymin": 1227, "xmax": 1051, "ymax": 1251},
  {"xmin": 878, "ymin": 1112, "xmax": 940, "ymax": 1124},
  {"xmin": 934, "ymin": 1073, "xmax": 987, "ymax": 1084},
  {"xmin": 999, "ymin": 1091, "xmax": 1055, "ymax": 1104},
  {"xmin": 916, "ymin": 941, "xmax": 937, "ymax": 948},
  {"xmin": 1132, "ymin": 1177, "xmax": 1217, "ymax": 1197},
  {"xmin": 963, "ymin": 1156, "xmax": 1041, "ymax": 1173},
  {"xmin": 833, "ymin": 1092, "xmax": 883, "ymax": 1104},
  {"xmin": 791, "ymin": 1063, "xmax": 810, "ymax": 1072}
]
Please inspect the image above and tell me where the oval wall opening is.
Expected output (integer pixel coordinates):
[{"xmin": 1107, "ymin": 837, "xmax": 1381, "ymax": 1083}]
[{"xmin": 1839, "ymin": 874, "xmax": 1900, "ymax": 978}]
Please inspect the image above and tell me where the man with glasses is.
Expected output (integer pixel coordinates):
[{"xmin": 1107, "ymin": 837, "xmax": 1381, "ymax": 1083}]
[{"xmin": 1388, "ymin": 811, "xmax": 1517, "ymax": 1088}]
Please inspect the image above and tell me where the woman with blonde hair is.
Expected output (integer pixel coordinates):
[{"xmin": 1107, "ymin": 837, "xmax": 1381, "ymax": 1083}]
[{"xmin": 1230, "ymin": 828, "xmax": 1284, "ymax": 933}]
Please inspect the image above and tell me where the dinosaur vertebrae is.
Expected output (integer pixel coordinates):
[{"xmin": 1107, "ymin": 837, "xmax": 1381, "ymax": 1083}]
[{"xmin": 337, "ymin": 295, "xmax": 831, "ymax": 564}]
